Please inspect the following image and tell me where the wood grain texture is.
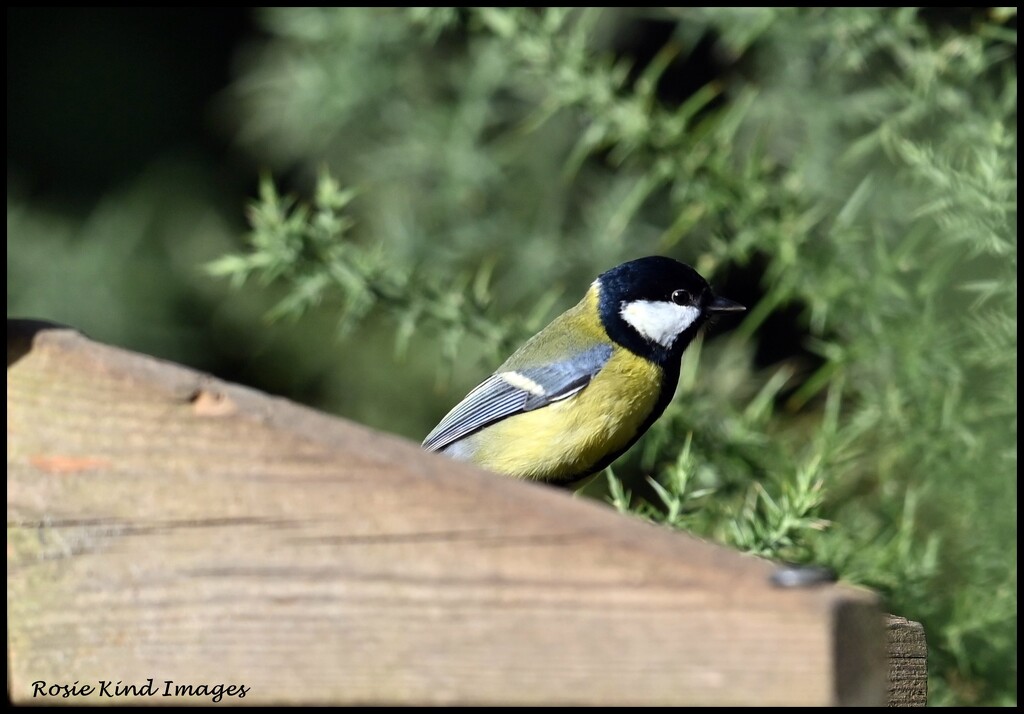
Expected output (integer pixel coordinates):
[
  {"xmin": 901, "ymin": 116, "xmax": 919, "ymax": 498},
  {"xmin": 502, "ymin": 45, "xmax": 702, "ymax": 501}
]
[
  {"xmin": 886, "ymin": 615, "xmax": 928, "ymax": 706},
  {"xmin": 7, "ymin": 320, "xmax": 893, "ymax": 705}
]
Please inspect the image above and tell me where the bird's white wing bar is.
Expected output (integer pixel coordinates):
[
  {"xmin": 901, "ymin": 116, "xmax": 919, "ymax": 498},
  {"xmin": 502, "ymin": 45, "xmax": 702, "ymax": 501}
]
[{"xmin": 422, "ymin": 343, "xmax": 613, "ymax": 452}]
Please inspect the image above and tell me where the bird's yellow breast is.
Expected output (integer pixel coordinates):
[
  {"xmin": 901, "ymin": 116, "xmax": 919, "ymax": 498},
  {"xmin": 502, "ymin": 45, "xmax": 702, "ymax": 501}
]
[{"xmin": 462, "ymin": 347, "xmax": 663, "ymax": 481}]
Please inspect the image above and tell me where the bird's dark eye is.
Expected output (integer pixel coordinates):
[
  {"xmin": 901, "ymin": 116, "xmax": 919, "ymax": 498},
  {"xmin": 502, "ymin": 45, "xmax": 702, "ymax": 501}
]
[{"xmin": 671, "ymin": 289, "xmax": 691, "ymax": 305}]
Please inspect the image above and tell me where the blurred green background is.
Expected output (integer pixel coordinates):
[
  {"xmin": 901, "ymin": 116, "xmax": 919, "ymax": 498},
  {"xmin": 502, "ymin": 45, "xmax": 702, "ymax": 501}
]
[{"xmin": 7, "ymin": 8, "xmax": 1016, "ymax": 705}]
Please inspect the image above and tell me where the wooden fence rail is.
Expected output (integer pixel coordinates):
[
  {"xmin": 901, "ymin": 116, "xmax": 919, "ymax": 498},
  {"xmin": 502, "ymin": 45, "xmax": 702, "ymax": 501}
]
[{"xmin": 6, "ymin": 320, "xmax": 925, "ymax": 706}]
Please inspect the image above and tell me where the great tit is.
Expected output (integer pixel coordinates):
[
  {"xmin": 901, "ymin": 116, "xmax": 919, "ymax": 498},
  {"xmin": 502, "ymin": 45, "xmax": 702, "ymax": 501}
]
[{"xmin": 423, "ymin": 256, "xmax": 745, "ymax": 485}]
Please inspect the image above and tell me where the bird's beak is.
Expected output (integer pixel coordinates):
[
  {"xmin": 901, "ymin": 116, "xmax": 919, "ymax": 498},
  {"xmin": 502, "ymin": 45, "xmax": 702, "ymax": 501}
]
[{"xmin": 707, "ymin": 296, "xmax": 746, "ymax": 314}]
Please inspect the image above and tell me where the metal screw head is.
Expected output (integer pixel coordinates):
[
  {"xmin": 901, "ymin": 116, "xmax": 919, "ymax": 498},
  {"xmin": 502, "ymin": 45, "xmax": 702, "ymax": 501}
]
[{"xmin": 770, "ymin": 563, "xmax": 838, "ymax": 588}]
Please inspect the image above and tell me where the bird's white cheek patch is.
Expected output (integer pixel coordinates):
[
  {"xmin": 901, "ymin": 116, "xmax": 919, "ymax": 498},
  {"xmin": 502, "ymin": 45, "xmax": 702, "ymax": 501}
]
[{"xmin": 620, "ymin": 301, "xmax": 701, "ymax": 348}]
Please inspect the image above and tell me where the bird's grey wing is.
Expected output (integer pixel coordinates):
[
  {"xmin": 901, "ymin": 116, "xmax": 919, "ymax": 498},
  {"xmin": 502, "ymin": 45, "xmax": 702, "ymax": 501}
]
[{"xmin": 422, "ymin": 343, "xmax": 613, "ymax": 452}]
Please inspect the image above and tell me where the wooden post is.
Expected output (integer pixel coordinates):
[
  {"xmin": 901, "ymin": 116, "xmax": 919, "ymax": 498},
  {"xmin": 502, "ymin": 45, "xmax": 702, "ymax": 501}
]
[
  {"xmin": 886, "ymin": 616, "xmax": 928, "ymax": 706},
  {"xmin": 6, "ymin": 320, "xmax": 924, "ymax": 705}
]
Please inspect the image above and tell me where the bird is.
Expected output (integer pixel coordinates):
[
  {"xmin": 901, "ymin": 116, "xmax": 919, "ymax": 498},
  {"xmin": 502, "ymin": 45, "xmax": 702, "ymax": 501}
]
[{"xmin": 422, "ymin": 256, "xmax": 745, "ymax": 485}]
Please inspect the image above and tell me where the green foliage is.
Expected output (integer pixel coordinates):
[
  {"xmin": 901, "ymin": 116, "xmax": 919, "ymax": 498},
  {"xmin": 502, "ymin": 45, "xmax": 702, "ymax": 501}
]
[
  {"xmin": 206, "ymin": 172, "xmax": 539, "ymax": 368},
  {"xmin": 212, "ymin": 8, "xmax": 1015, "ymax": 705},
  {"xmin": 7, "ymin": 162, "xmax": 242, "ymax": 365}
]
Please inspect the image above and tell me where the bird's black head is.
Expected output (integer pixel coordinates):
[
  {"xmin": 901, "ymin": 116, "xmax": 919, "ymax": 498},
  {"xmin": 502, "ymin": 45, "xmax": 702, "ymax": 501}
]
[{"xmin": 596, "ymin": 256, "xmax": 744, "ymax": 365}]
